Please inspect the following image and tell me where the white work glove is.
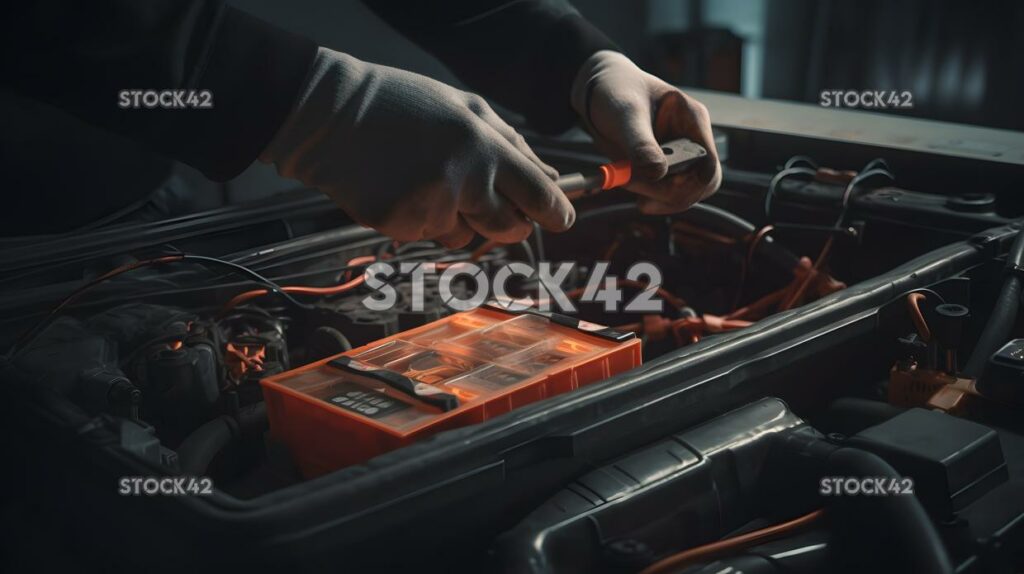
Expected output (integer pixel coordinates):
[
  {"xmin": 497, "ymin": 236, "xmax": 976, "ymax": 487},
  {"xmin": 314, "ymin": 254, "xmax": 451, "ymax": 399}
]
[
  {"xmin": 571, "ymin": 50, "xmax": 722, "ymax": 214},
  {"xmin": 261, "ymin": 47, "xmax": 575, "ymax": 248}
]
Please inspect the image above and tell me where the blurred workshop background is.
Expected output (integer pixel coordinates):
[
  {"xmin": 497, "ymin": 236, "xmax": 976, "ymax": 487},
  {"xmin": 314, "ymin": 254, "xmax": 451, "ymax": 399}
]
[
  {"xmin": 235, "ymin": 0, "xmax": 1024, "ymax": 130},
  {"xmin": 222, "ymin": 0, "xmax": 1023, "ymax": 200},
  {"xmin": 4, "ymin": 0, "xmax": 1022, "ymax": 234}
]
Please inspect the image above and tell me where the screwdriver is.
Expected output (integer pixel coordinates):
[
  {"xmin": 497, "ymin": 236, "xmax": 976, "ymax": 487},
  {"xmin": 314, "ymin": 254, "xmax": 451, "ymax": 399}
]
[{"xmin": 556, "ymin": 138, "xmax": 707, "ymax": 200}]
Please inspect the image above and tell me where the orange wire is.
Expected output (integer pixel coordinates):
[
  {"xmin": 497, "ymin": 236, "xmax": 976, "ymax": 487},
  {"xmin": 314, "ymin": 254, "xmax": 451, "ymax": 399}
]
[
  {"xmin": 779, "ymin": 236, "xmax": 833, "ymax": 311},
  {"xmin": 726, "ymin": 288, "xmax": 787, "ymax": 321},
  {"xmin": 906, "ymin": 292, "xmax": 931, "ymax": 342},
  {"xmin": 564, "ymin": 279, "xmax": 687, "ymax": 310},
  {"xmin": 222, "ymin": 255, "xmax": 377, "ymax": 312},
  {"xmin": 746, "ymin": 225, "xmax": 775, "ymax": 269},
  {"xmin": 638, "ymin": 509, "xmax": 826, "ymax": 574},
  {"xmin": 723, "ymin": 224, "xmax": 774, "ymax": 313},
  {"xmin": 616, "ymin": 314, "xmax": 752, "ymax": 345},
  {"xmin": 342, "ymin": 255, "xmax": 379, "ymax": 281}
]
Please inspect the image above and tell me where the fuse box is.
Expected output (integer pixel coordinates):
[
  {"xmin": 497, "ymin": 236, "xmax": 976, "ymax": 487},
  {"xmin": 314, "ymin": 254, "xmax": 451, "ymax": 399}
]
[{"xmin": 261, "ymin": 306, "xmax": 642, "ymax": 476}]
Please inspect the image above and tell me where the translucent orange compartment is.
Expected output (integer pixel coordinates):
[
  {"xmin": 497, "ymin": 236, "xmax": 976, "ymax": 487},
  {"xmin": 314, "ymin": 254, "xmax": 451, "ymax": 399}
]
[{"xmin": 261, "ymin": 306, "xmax": 642, "ymax": 477}]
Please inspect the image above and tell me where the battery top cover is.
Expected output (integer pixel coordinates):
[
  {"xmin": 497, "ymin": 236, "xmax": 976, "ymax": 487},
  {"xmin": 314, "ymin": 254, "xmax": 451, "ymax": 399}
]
[{"xmin": 261, "ymin": 306, "xmax": 641, "ymax": 476}]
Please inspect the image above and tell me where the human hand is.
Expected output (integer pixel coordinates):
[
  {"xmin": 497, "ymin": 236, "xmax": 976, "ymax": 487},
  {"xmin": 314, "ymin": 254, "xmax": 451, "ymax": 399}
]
[
  {"xmin": 261, "ymin": 48, "xmax": 575, "ymax": 248},
  {"xmin": 571, "ymin": 50, "xmax": 721, "ymax": 214}
]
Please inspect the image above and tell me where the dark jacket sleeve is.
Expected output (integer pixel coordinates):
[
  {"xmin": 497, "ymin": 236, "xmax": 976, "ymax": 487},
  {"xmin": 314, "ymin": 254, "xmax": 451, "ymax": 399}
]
[
  {"xmin": 4, "ymin": 1, "xmax": 317, "ymax": 181},
  {"xmin": 362, "ymin": 0, "xmax": 618, "ymax": 134}
]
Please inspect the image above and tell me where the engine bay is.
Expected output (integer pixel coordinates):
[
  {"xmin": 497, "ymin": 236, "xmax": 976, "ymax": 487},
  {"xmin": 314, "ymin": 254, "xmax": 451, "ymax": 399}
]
[
  {"xmin": 3, "ymin": 103, "xmax": 1024, "ymax": 573},
  {"xmin": 5, "ymin": 193, "xmax": 848, "ymax": 493}
]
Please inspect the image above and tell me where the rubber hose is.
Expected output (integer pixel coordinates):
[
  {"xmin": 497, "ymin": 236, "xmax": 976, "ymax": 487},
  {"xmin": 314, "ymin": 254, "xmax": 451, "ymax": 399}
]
[
  {"xmin": 176, "ymin": 415, "xmax": 238, "ymax": 476},
  {"xmin": 235, "ymin": 401, "xmax": 268, "ymax": 435},
  {"xmin": 964, "ymin": 227, "xmax": 1024, "ymax": 377},
  {"xmin": 826, "ymin": 448, "xmax": 953, "ymax": 574},
  {"xmin": 176, "ymin": 402, "xmax": 268, "ymax": 476}
]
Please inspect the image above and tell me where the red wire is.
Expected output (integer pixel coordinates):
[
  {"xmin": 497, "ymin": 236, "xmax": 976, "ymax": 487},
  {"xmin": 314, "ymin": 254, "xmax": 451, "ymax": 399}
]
[{"xmin": 12, "ymin": 254, "xmax": 185, "ymax": 353}]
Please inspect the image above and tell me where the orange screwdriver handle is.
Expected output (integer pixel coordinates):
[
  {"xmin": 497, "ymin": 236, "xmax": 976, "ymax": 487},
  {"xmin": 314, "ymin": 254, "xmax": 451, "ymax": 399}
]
[
  {"xmin": 555, "ymin": 138, "xmax": 706, "ymax": 199},
  {"xmin": 599, "ymin": 161, "xmax": 632, "ymax": 190}
]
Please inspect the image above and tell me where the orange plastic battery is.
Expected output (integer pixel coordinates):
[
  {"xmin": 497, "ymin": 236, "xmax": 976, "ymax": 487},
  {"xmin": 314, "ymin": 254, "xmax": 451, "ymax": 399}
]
[{"xmin": 260, "ymin": 305, "xmax": 642, "ymax": 477}]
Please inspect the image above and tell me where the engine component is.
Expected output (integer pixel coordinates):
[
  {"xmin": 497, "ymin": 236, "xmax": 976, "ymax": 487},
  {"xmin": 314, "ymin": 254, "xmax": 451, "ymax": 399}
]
[
  {"xmin": 966, "ymin": 226, "xmax": 1024, "ymax": 378},
  {"xmin": 176, "ymin": 402, "xmax": 268, "ymax": 476},
  {"xmin": 497, "ymin": 398, "xmax": 808, "ymax": 573},
  {"xmin": 261, "ymin": 306, "xmax": 641, "ymax": 475},
  {"xmin": 117, "ymin": 417, "xmax": 180, "ymax": 470},
  {"xmin": 499, "ymin": 398, "xmax": 1021, "ymax": 574},
  {"xmin": 848, "ymin": 408, "xmax": 1007, "ymax": 517},
  {"xmin": 217, "ymin": 309, "xmax": 289, "ymax": 386},
  {"xmin": 142, "ymin": 342, "xmax": 219, "ymax": 423},
  {"xmin": 78, "ymin": 367, "xmax": 140, "ymax": 420},
  {"xmin": 890, "ymin": 290, "xmax": 977, "ymax": 410},
  {"xmin": 981, "ymin": 339, "xmax": 1024, "ymax": 404}
]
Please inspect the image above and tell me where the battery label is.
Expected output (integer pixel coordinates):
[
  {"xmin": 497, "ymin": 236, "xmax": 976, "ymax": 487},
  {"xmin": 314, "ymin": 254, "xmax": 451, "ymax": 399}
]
[{"xmin": 323, "ymin": 381, "xmax": 411, "ymax": 419}]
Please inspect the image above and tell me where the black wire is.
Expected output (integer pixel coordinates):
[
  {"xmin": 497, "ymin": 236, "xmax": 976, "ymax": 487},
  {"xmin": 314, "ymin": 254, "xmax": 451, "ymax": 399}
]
[
  {"xmin": 395, "ymin": 241, "xmax": 436, "ymax": 255},
  {"xmin": 834, "ymin": 165, "xmax": 894, "ymax": 228},
  {"xmin": 10, "ymin": 234, "xmax": 566, "ymax": 358},
  {"xmin": 531, "ymin": 221, "xmax": 546, "ymax": 263},
  {"xmin": 783, "ymin": 155, "xmax": 819, "ymax": 170},
  {"xmin": 376, "ymin": 239, "xmax": 395, "ymax": 260},
  {"xmin": 182, "ymin": 255, "xmax": 315, "ymax": 312},
  {"xmin": 764, "ymin": 159, "xmax": 894, "ymax": 227},
  {"xmin": 906, "ymin": 288, "xmax": 947, "ymax": 305},
  {"xmin": 8, "ymin": 253, "xmax": 314, "ymax": 358},
  {"xmin": 518, "ymin": 239, "xmax": 537, "ymax": 270},
  {"xmin": 764, "ymin": 167, "xmax": 817, "ymax": 221}
]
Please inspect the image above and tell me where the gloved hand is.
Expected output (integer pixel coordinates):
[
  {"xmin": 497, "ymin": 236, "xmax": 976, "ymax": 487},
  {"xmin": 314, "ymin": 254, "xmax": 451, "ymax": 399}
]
[
  {"xmin": 261, "ymin": 48, "xmax": 574, "ymax": 248},
  {"xmin": 571, "ymin": 50, "xmax": 722, "ymax": 214}
]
